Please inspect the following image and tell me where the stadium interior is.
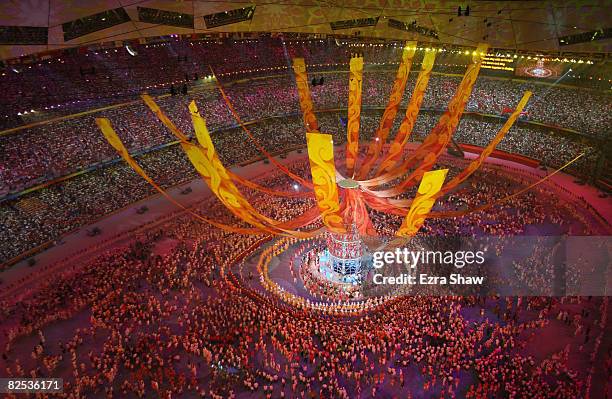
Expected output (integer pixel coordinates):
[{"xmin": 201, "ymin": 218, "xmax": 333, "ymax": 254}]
[{"xmin": 0, "ymin": 1, "xmax": 610, "ymax": 398}]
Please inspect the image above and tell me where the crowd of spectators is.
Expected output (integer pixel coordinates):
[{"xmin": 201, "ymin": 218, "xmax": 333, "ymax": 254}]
[
  {"xmin": 0, "ymin": 107, "xmax": 603, "ymax": 264},
  {"xmin": 0, "ymin": 160, "xmax": 608, "ymax": 397},
  {"xmin": 0, "ymin": 35, "xmax": 609, "ymax": 399},
  {"xmin": 1, "ymin": 70, "xmax": 607, "ymax": 196},
  {"xmin": 0, "ymin": 43, "xmax": 608, "ymax": 266},
  {"xmin": 0, "ymin": 37, "xmax": 396, "ymax": 128},
  {"xmin": 1, "ymin": 37, "xmax": 608, "ymax": 132}
]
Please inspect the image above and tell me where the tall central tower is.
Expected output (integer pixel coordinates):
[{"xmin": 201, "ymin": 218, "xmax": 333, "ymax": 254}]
[{"xmin": 325, "ymin": 224, "xmax": 364, "ymax": 279}]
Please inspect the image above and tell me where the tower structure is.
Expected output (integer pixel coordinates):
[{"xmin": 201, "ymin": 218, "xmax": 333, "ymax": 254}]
[{"xmin": 325, "ymin": 224, "xmax": 364, "ymax": 278}]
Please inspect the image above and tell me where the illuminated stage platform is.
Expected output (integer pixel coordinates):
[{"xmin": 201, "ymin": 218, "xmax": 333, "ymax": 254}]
[
  {"xmin": 318, "ymin": 249, "xmax": 361, "ymax": 285},
  {"xmin": 319, "ymin": 224, "xmax": 368, "ymax": 285}
]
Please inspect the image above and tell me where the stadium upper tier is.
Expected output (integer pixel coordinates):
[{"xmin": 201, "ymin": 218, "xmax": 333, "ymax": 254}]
[
  {"xmin": 0, "ymin": 38, "xmax": 609, "ymax": 129},
  {"xmin": 0, "ymin": 70, "xmax": 609, "ymax": 195}
]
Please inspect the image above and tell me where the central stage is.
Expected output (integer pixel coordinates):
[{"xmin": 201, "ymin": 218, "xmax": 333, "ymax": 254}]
[{"xmin": 318, "ymin": 249, "xmax": 361, "ymax": 285}]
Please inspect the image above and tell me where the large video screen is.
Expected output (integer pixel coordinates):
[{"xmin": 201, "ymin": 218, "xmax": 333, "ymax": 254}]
[{"xmin": 515, "ymin": 58, "xmax": 567, "ymax": 79}]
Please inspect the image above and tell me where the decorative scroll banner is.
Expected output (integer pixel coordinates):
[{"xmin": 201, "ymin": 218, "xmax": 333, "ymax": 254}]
[
  {"xmin": 292, "ymin": 58, "xmax": 319, "ymax": 132},
  {"xmin": 363, "ymin": 90, "xmax": 531, "ymax": 211},
  {"xmin": 306, "ymin": 132, "xmax": 345, "ymax": 233},
  {"xmin": 437, "ymin": 91, "xmax": 532, "ymax": 196},
  {"xmin": 364, "ymin": 90, "xmax": 533, "ymax": 211},
  {"xmin": 361, "ymin": 43, "xmax": 489, "ymax": 195},
  {"xmin": 345, "ymin": 56, "xmax": 364, "ymax": 177},
  {"xmin": 141, "ymin": 95, "xmax": 313, "ymax": 199},
  {"xmin": 374, "ymin": 50, "xmax": 436, "ymax": 176},
  {"xmin": 142, "ymin": 95, "xmax": 321, "ymax": 234},
  {"xmin": 181, "ymin": 142, "xmax": 271, "ymax": 232},
  {"xmin": 355, "ymin": 42, "xmax": 417, "ymax": 179},
  {"xmin": 187, "ymin": 102, "xmax": 319, "ymax": 238},
  {"xmin": 95, "ymin": 118, "xmax": 266, "ymax": 235},
  {"xmin": 396, "ymin": 169, "xmax": 448, "ymax": 237}
]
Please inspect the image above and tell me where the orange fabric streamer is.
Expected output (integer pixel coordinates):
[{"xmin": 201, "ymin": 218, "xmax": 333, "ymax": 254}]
[
  {"xmin": 96, "ymin": 117, "xmax": 266, "ymax": 235},
  {"xmin": 186, "ymin": 102, "xmax": 320, "ymax": 238},
  {"xmin": 428, "ymin": 152, "xmax": 586, "ymax": 219},
  {"xmin": 437, "ymin": 91, "xmax": 532, "ymax": 196},
  {"xmin": 345, "ymin": 56, "xmax": 364, "ymax": 177},
  {"xmin": 292, "ymin": 58, "xmax": 319, "ymax": 131},
  {"xmin": 360, "ymin": 43, "xmax": 489, "ymax": 195},
  {"xmin": 141, "ymin": 94, "xmax": 313, "ymax": 199},
  {"xmin": 141, "ymin": 94, "xmax": 189, "ymax": 141},
  {"xmin": 396, "ymin": 169, "xmax": 448, "ymax": 237},
  {"xmin": 364, "ymin": 90, "xmax": 531, "ymax": 207},
  {"xmin": 374, "ymin": 50, "xmax": 436, "ymax": 176},
  {"xmin": 356, "ymin": 42, "xmax": 417, "ymax": 180},
  {"xmin": 343, "ymin": 188, "xmax": 377, "ymax": 236},
  {"xmin": 361, "ymin": 191, "xmax": 409, "ymax": 216},
  {"xmin": 363, "ymin": 91, "xmax": 532, "ymax": 216},
  {"xmin": 306, "ymin": 132, "xmax": 345, "ymax": 233},
  {"xmin": 181, "ymin": 142, "xmax": 278, "ymax": 233}
]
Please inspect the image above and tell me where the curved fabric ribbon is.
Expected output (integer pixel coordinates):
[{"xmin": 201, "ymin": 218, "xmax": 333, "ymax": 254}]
[
  {"xmin": 212, "ymin": 72, "xmax": 314, "ymax": 189},
  {"xmin": 437, "ymin": 91, "xmax": 532, "ymax": 197},
  {"xmin": 359, "ymin": 43, "xmax": 489, "ymax": 196},
  {"xmin": 364, "ymin": 91, "xmax": 531, "ymax": 209},
  {"xmin": 102, "ymin": 100, "xmax": 322, "ymax": 237},
  {"xmin": 355, "ymin": 42, "xmax": 417, "ymax": 180},
  {"xmin": 345, "ymin": 56, "xmax": 364, "ymax": 177},
  {"xmin": 361, "ymin": 191, "xmax": 410, "ymax": 216},
  {"xmin": 141, "ymin": 94, "xmax": 313, "ymax": 199},
  {"xmin": 186, "ymin": 102, "xmax": 321, "ymax": 237},
  {"xmin": 292, "ymin": 58, "xmax": 319, "ymax": 132},
  {"xmin": 96, "ymin": 118, "xmax": 266, "ymax": 235},
  {"xmin": 374, "ymin": 50, "xmax": 436, "ymax": 176},
  {"xmin": 360, "ymin": 90, "xmax": 532, "ymax": 216},
  {"xmin": 343, "ymin": 187, "xmax": 377, "ymax": 236}
]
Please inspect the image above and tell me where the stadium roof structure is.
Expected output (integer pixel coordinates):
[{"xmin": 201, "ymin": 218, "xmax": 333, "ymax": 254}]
[{"xmin": 0, "ymin": 0, "xmax": 610, "ymax": 60}]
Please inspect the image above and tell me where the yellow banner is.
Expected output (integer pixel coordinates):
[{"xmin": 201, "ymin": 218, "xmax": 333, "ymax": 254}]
[
  {"xmin": 306, "ymin": 132, "xmax": 345, "ymax": 233},
  {"xmin": 142, "ymin": 95, "xmax": 313, "ymax": 199},
  {"xmin": 187, "ymin": 102, "xmax": 317, "ymax": 238},
  {"xmin": 356, "ymin": 42, "xmax": 417, "ymax": 180},
  {"xmin": 362, "ymin": 43, "xmax": 489, "ymax": 196},
  {"xmin": 96, "ymin": 118, "xmax": 265, "ymax": 235},
  {"xmin": 375, "ymin": 50, "xmax": 436, "ymax": 175},
  {"xmin": 180, "ymin": 142, "xmax": 278, "ymax": 233},
  {"xmin": 292, "ymin": 58, "xmax": 319, "ymax": 132},
  {"xmin": 396, "ymin": 169, "xmax": 448, "ymax": 237},
  {"xmin": 345, "ymin": 56, "xmax": 364, "ymax": 177}
]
